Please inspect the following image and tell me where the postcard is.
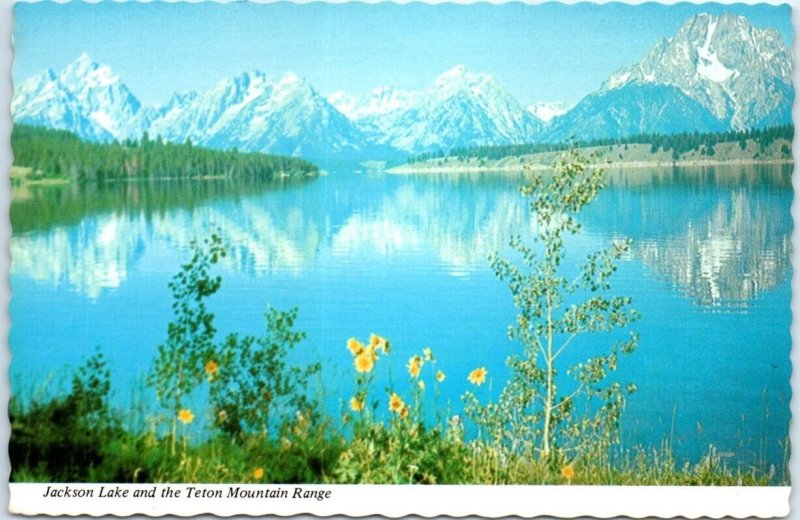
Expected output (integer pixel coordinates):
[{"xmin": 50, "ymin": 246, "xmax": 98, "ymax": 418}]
[{"xmin": 4, "ymin": 0, "xmax": 794, "ymax": 517}]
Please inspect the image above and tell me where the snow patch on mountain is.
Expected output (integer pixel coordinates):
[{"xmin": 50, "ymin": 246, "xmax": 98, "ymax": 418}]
[
  {"xmin": 696, "ymin": 47, "xmax": 736, "ymax": 83},
  {"xmin": 327, "ymin": 91, "xmax": 358, "ymax": 119},
  {"xmin": 695, "ymin": 18, "xmax": 736, "ymax": 83},
  {"xmin": 605, "ymin": 70, "xmax": 632, "ymax": 90},
  {"xmin": 527, "ymin": 101, "xmax": 571, "ymax": 122},
  {"xmin": 328, "ymin": 86, "xmax": 418, "ymax": 134}
]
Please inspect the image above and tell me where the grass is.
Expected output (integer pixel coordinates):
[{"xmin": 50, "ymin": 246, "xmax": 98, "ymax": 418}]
[
  {"xmin": 10, "ymin": 165, "xmax": 71, "ymax": 185},
  {"xmin": 10, "ymin": 413, "xmax": 777, "ymax": 485}
]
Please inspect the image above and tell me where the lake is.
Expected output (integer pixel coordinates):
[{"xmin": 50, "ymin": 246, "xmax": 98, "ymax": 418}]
[{"xmin": 9, "ymin": 163, "xmax": 792, "ymax": 477}]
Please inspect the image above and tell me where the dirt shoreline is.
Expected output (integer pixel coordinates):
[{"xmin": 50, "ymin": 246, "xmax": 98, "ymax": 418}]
[{"xmin": 388, "ymin": 157, "xmax": 792, "ymax": 174}]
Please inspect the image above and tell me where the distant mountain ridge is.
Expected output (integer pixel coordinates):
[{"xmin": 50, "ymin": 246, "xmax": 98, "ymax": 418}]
[
  {"xmin": 12, "ymin": 13, "xmax": 792, "ymax": 160},
  {"xmin": 142, "ymin": 70, "xmax": 382, "ymax": 161},
  {"xmin": 329, "ymin": 66, "xmax": 544, "ymax": 153},
  {"xmin": 542, "ymin": 12, "xmax": 793, "ymax": 142}
]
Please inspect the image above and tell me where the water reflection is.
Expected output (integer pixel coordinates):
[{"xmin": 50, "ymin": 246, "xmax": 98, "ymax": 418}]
[
  {"xmin": 10, "ymin": 175, "xmax": 316, "ymax": 234},
  {"xmin": 11, "ymin": 176, "xmax": 321, "ymax": 297},
  {"xmin": 636, "ymin": 191, "xmax": 791, "ymax": 307},
  {"xmin": 12, "ymin": 214, "xmax": 145, "ymax": 298},
  {"xmin": 12, "ymin": 196, "xmax": 325, "ymax": 298},
  {"xmin": 332, "ymin": 182, "xmax": 528, "ymax": 276},
  {"xmin": 588, "ymin": 165, "xmax": 792, "ymax": 307},
  {"xmin": 11, "ymin": 164, "xmax": 792, "ymax": 308}
]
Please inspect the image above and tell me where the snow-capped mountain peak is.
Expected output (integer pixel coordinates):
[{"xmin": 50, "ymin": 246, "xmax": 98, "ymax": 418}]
[
  {"xmin": 432, "ymin": 65, "xmax": 496, "ymax": 97},
  {"xmin": 13, "ymin": 53, "xmax": 142, "ymax": 141},
  {"xmin": 61, "ymin": 52, "xmax": 94, "ymax": 77},
  {"xmin": 328, "ymin": 86, "xmax": 418, "ymax": 122},
  {"xmin": 276, "ymin": 71, "xmax": 303, "ymax": 88},
  {"xmin": 364, "ymin": 86, "xmax": 417, "ymax": 115},
  {"xmin": 598, "ymin": 12, "xmax": 791, "ymax": 130},
  {"xmin": 218, "ymin": 70, "xmax": 270, "ymax": 102},
  {"xmin": 327, "ymin": 91, "xmax": 358, "ymax": 119},
  {"xmin": 60, "ymin": 52, "xmax": 120, "ymax": 89},
  {"xmin": 269, "ymin": 72, "xmax": 318, "ymax": 109},
  {"xmin": 527, "ymin": 101, "xmax": 571, "ymax": 123},
  {"xmin": 379, "ymin": 66, "xmax": 543, "ymax": 153},
  {"xmin": 142, "ymin": 68, "xmax": 379, "ymax": 161},
  {"xmin": 435, "ymin": 64, "xmax": 469, "ymax": 83}
]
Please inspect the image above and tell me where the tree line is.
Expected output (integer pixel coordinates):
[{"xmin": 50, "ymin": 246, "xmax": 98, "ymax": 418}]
[
  {"xmin": 408, "ymin": 124, "xmax": 794, "ymax": 163},
  {"xmin": 645, "ymin": 124, "xmax": 793, "ymax": 159},
  {"xmin": 12, "ymin": 124, "xmax": 320, "ymax": 182}
]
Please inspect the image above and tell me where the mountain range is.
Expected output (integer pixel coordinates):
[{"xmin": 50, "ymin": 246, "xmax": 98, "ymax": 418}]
[{"xmin": 12, "ymin": 13, "xmax": 793, "ymax": 162}]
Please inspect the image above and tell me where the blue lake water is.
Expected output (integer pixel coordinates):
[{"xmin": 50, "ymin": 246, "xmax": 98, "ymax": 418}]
[{"xmin": 9, "ymin": 164, "xmax": 792, "ymax": 477}]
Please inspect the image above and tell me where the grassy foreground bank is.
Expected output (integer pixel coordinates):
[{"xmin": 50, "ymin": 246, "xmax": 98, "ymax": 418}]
[{"xmin": 10, "ymin": 343, "xmax": 780, "ymax": 485}]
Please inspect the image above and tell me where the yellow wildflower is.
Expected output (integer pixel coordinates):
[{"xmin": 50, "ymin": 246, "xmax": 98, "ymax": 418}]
[
  {"xmin": 253, "ymin": 467, "xmax": 265, "ymax": 479},
  {"xmin": 205, "ymin": 360, "xmax": 218, "ymax": 377},
  {"xmin": 436, "ymin": 370, "xmax": 446, "ymax": 382},
  {"xmin": 407, "ymin": 355, "xmax": 423, "ymax": 378},
  {"xmin": 370, "ymin": 333, "xmax": 390, "ymax": 354},
  {"xmin": 389, "ymin": 393, "xmax": 405, "ymax": 413},
  {"xmin": 423, "ymin": 347, "xmax": 434, "ymax": 361},
  {"xmin": 347, "ymin": 337, "xmax": 365, "ymax": 356},
  {"xmin": 467, "ymin": 367, "xmax": 487, "ymax": 386},
  {"xmin": 349, "ymin": 396, "xmax": 365, "ymax": 412},
  {"xmin": 178, "ymin": 409, "xmax": 194, "ymax": 424},
  {"xmin": 400, "ymin": 406, "xmax": 409, "ymax": 419},
  {"xmin": 561, "ymin": 465, "xmax": 575, "ymax": 481},
  {"xmin": 354, "ymin": 352, "xmax": 374, "ymax": 373}
]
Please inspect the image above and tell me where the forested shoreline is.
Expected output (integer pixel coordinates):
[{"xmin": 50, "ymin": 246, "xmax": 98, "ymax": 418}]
[
  {"xmin": 406, "ymin": 124, "xmax": 794, "ymax": 164},
  {"xmin": 11, "ymin": 124, "xmax": 320, "ymax": 183}
]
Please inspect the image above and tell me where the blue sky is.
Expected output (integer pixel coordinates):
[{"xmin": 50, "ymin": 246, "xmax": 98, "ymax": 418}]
[{"xmin": 12, "ymin": 1, "xmax": 793, "ymax": 106}]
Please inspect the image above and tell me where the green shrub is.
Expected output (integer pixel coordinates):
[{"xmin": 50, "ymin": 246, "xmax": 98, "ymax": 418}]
[
  {"xmin": 10, "ymin": 350, "xmax": 122, "ymax": 481},
  {"xmin": 468, "ymin": 148, "xmax": 640, "ymax": 466}
]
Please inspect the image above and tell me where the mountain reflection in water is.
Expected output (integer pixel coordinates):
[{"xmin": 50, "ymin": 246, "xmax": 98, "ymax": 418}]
[{"xmin": 12, "ymin": 164, "xmax": 791, "ymax": 308}]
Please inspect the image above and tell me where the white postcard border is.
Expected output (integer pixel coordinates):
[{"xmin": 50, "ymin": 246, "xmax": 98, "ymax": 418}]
[
  {"xmin": 1, "ymin": 0, "xmax": 797, "ymax": 519},
  {"xmin": 7, "ymin": 483, "xmax": 792, "ymax": 518}
]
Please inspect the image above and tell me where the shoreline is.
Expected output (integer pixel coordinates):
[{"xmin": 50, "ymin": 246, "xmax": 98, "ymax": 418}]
[{"xmin": 388, "ymin": 157, "xmax": 793, "ymax": 175}]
